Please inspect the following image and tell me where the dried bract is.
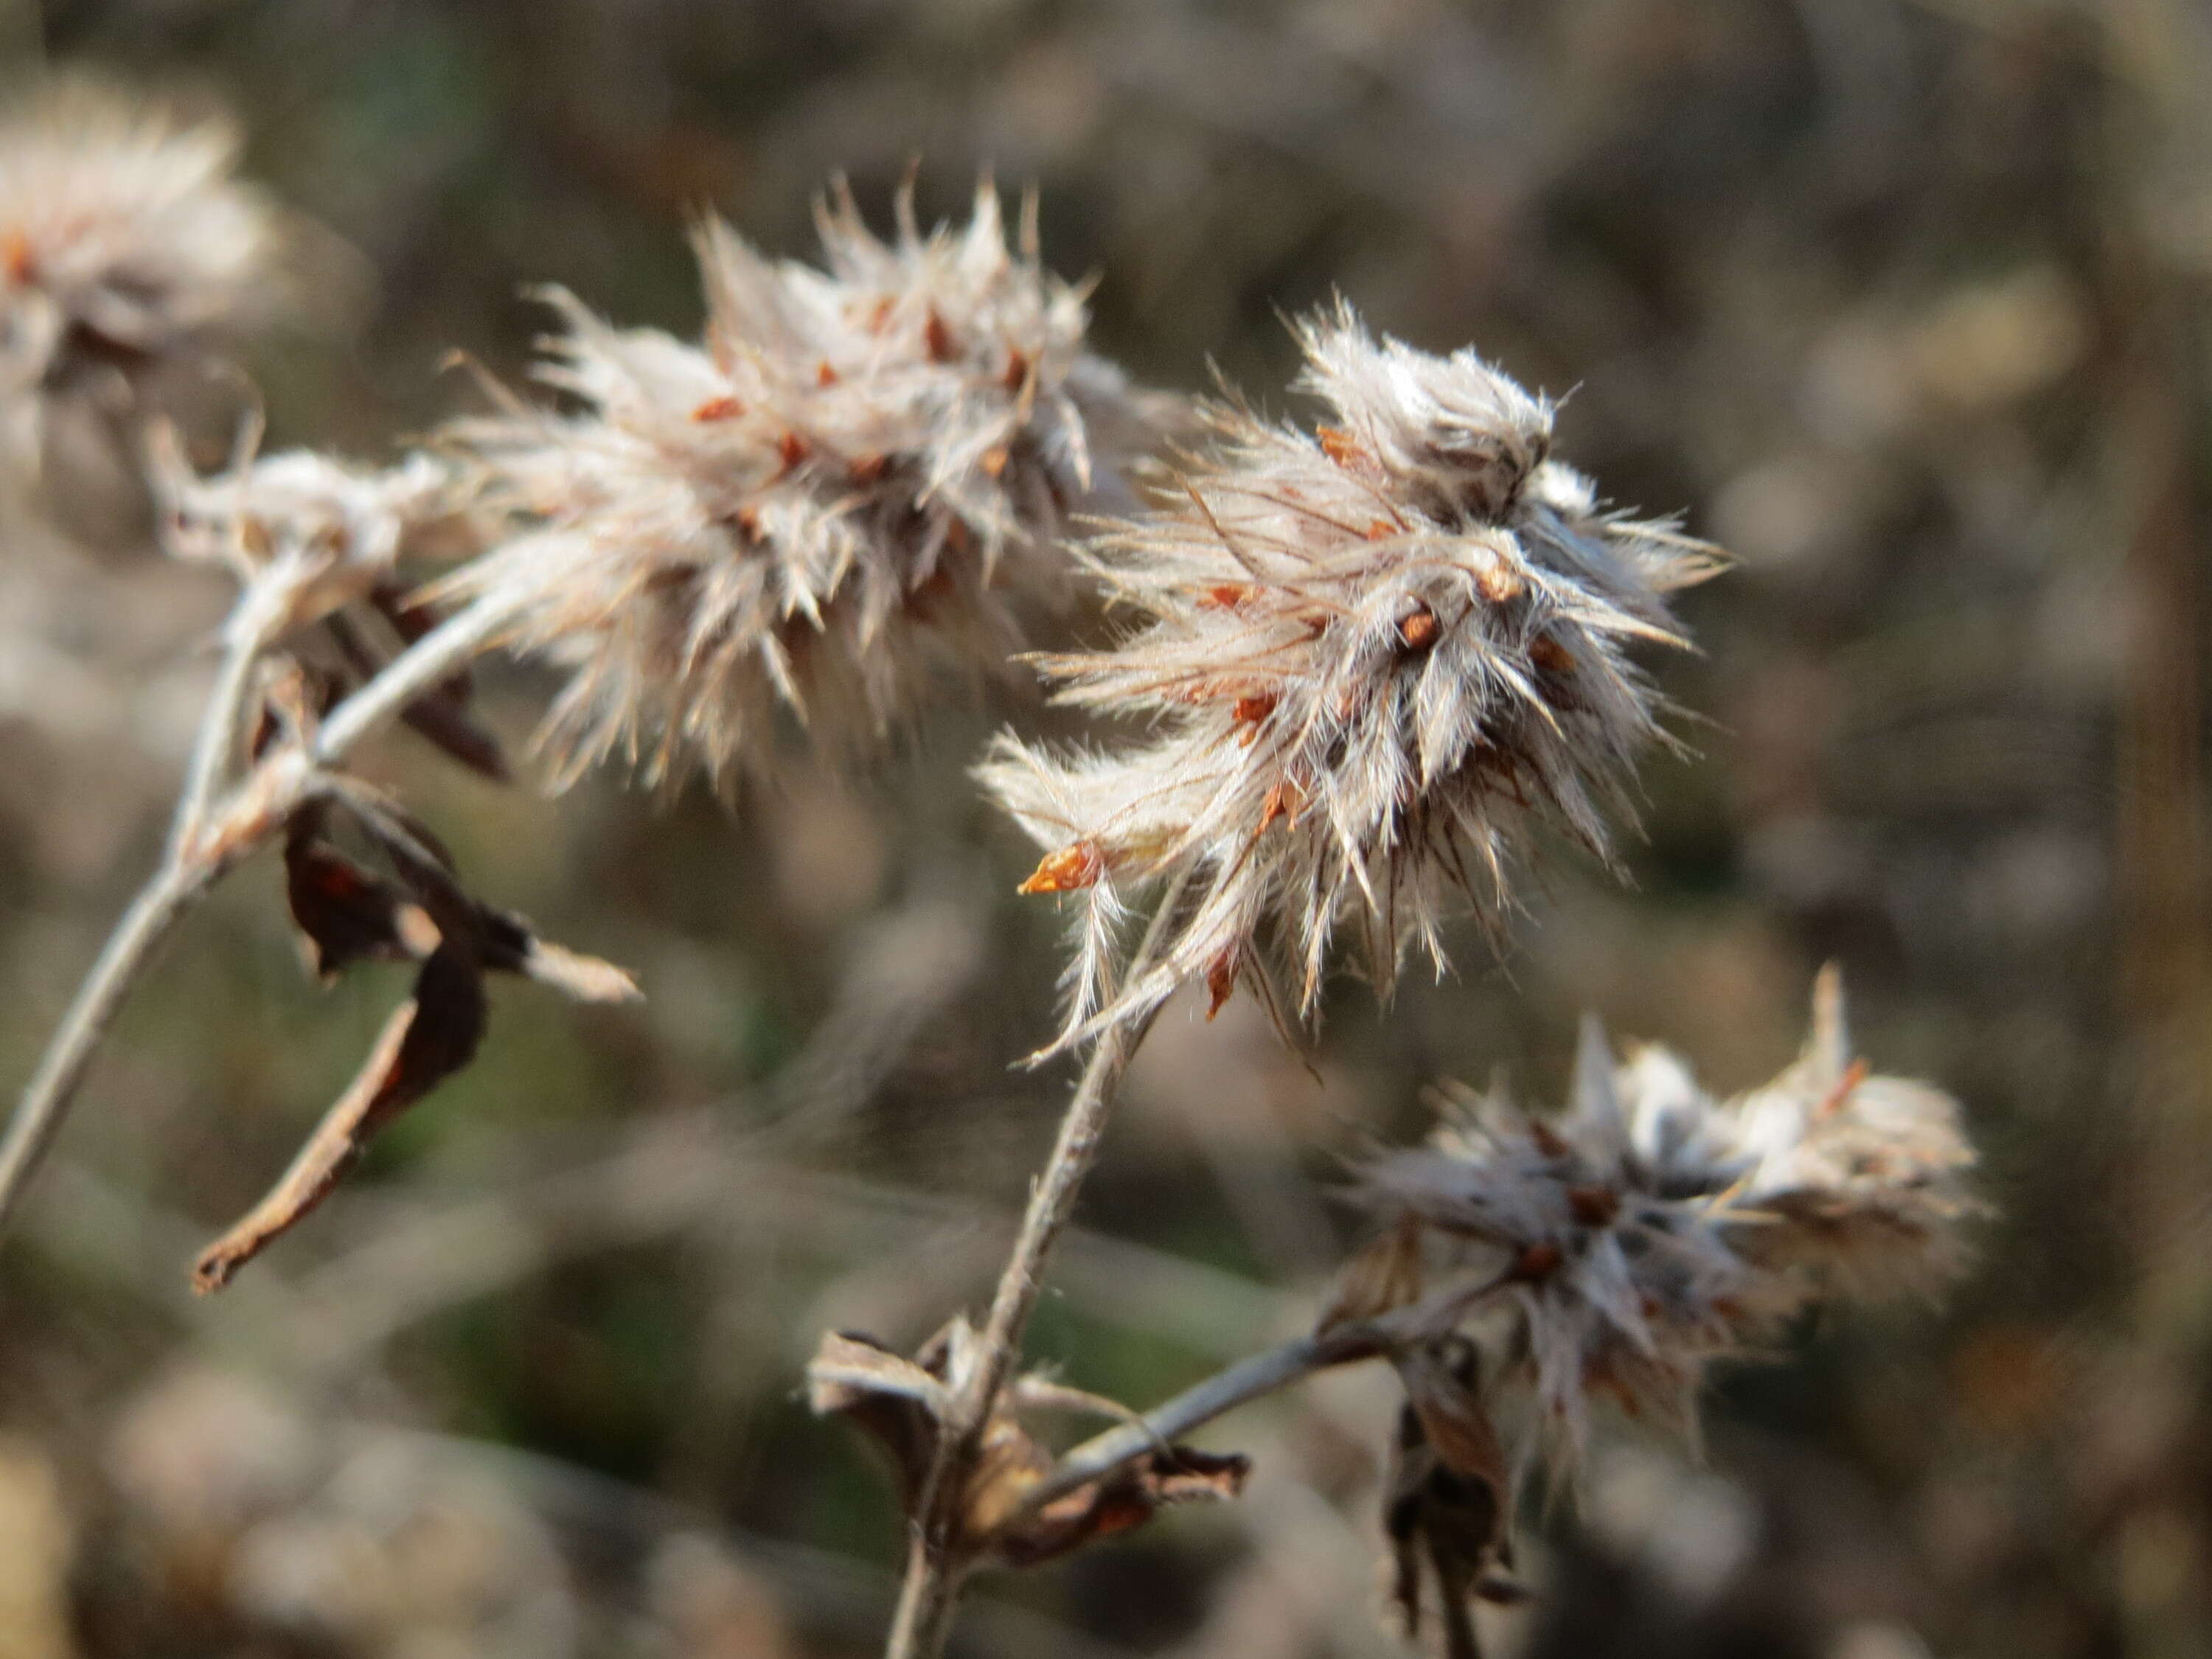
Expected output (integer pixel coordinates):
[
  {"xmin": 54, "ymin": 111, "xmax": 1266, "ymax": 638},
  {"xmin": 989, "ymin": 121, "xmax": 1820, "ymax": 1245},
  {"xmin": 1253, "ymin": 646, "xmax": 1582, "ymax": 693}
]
[
  {"xmin": 805, "ymin": 1321, "xmax": 1248, "ymax": 1567},
  {"xmin": 440, "ymin": 179, "xmax": 1166, "ymax": 790},
  {"xmin": 1347, "ymin": 968, "xmax": 1976, "ymax": 1469},
  {"xmin": 192, "ymin": 785, "xmax": 639, "ymax": 1291},
  {"xmin": 981, "ymin": 302, "xmax": 1718, "ymax": 1048},
  {"xmin": 0, "ymin": 80, "xmax": 292, "ymax": 408},
  {"xmin": 1384, "ymin": 1338, "xmax": 1526, "ymax": 1659}
]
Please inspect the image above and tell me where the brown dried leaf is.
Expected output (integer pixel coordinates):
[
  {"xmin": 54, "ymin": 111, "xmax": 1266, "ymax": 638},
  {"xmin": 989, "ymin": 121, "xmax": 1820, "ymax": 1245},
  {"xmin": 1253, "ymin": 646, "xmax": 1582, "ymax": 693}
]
[
  {"xmin": 1395, "ymin": 1340, "xmax": 1509, "ymax": 1495},
  {"xmin": 192, "ymin": 945, "xmax": 487, "ymax": 1293},
  {"xmin": 333, "ymin": 786, "xmax": 639, "ymax": 1001},
  {"xmin": 364, "ymin": 588, "xmax": 512, "ymax": 782},
  {"xmin": 805, "ymin": 1329, "xmax": 949, "ymax": 1514},
  {"xmin": 397, "ymin": 687, "xmax": 510, "ymax": 782},
  {"xmin": 805, "ymin": 1324, "xmax": 1248, "ymax": 1568},
  {"xmin": 995, "ymin": 1446, "xmax": 1250, "ymax": 1569},
  {"xmin": 282, "ymin": 806, "xmax": 435, "ymax": 982},
  {"xmin": 1383, "ymin": 1338, "xmax": 1514, "ymax": 1659},
  {"xmin": 476, "ymin": 908, "xmax": 642, "ymax": 1004},
  {"xmin": 335, "ymin": 783, "xmax": 461, "ymax": 885}
]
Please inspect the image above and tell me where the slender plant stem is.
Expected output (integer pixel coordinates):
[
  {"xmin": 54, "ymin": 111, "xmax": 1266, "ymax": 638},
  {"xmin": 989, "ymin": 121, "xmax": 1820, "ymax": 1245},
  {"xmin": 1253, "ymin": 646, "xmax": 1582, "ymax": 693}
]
[
  {"xmin": 0, "ymin": 587, "xmax": 523, "ymax": 1238},
  {"xmin": 170, "ymin": 565, "xmax": 299, "ymax": 859},
  {"xmin": 1026, "ymin": 1333, "xmax": 1346, "ymax": 1511},
  {"xmin": 0, "ymin": 859, "xmax": 213, "ymax": 1234},
  {"xmin": 885, "ymin": 873, "xmax": 1191, "ymax": 1659},
  {"xmin": 1012, "ymin": 1266, "xmax": 1514, "ymax": 1519},
  {"xmin": 313, "ymin": 591, "xmax": 516, "ymax": 765}
]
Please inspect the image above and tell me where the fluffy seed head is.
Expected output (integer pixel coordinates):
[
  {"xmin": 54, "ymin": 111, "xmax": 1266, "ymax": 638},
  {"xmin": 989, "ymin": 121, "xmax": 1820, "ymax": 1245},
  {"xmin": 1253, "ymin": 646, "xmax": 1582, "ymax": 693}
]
[
  {"xmin": 0, "ymin": 80, "xmax": 292, "ymax": 403},
  {"xmin": 981, "ymin": 302, "xmax": 1719, "ymax": 1048},
  {"xmin": 437, "ymin": 178, "xmax": 1166, "ymax": 790},
  {"xmin": 1349, "ymin": 967, "xmax": 1977, "ymax": 1470}
]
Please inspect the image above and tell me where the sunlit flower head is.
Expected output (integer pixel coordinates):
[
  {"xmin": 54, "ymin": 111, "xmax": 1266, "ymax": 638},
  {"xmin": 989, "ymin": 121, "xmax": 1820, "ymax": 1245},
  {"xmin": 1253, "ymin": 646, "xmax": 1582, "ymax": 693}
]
[
  {"xmin": 438, "ymin": 178, "xmax": 1168, "ymax": 791},
  {"xmin": 982, "ymin": 302, "xmax": 1718, "ymax": 1049}
]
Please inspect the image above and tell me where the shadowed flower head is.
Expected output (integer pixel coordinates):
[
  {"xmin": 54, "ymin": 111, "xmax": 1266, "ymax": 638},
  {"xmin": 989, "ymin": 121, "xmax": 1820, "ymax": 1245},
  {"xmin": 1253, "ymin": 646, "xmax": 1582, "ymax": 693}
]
[
  {"xmin": 981, "ymin": 302, "xmax": 1719, "ymax": 1050},
  {"xmin": 437, "ymin": 178, "xmax": 1169, "ymax": 791},
  {"xmin": 1346, "ymin": 967, "xmax": 1978, "ymax": 1472},
  {"xmin": 0, "ymin": 80, "xmax": 293, "ymax": 405}
]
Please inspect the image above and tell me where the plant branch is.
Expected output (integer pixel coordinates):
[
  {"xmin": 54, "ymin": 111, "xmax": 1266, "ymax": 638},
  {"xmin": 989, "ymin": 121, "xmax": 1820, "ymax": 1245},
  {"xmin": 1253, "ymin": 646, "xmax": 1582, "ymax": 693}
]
[
  {"xmin": 0, "ymin": 586, "xmax": 522, "ymax": 1239},
  {"xmin": 170, "ymin": 563, "xmax": 296, "ymax": 859},
  {"xmin": 1012, "ymin": 1265, "xmax": 1516, "ymax": 1520},
  {"xmin": 313, "ymin": 590, "xmax": 516, "ymax": 765},
  {"xmin": 885, "ymin": 871, "xmax": 1192, "ymax": 1659}
]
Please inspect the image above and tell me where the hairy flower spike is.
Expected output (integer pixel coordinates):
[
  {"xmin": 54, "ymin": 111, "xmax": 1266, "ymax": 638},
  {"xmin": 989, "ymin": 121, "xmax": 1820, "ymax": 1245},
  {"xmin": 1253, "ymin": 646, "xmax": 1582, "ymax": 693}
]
[
  {"xmin": 981, "ymin": 302, "xmax": 1720, "ymax": 1049},
  {"xmin": 437, "ymin": 178, "xmax": 1166, "ymax": 790},
  {"xmin": 1349, "ymin": 968, "xmax": 1978, "ymax": 1472},
  {"xmin": 0, "ymin": 80, "xmax": 293, "ymax": 406}
]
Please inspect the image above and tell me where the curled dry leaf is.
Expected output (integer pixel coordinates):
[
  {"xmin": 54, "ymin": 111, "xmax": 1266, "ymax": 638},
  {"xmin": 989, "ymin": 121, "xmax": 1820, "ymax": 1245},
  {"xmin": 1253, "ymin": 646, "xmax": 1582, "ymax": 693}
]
[
  {"xmin": 804, "ymin": 1323, "xmax": 1248, "ymax": 1568},
  {"xmin": 193, "ymin": 787, "xmax": 639, "ymax": 1290},
  {"xmin": 192, "ymin": 944, "xmax": 485, "ymax": 1292},
  {"xmin": 282, "ymin": 803, "xmax": 435, "ymax": 981},
  {"xmin": 1383, "ymin": 1338, "xmax": 1523, "ymax": 1659},
  {"xmin": 995, "ymin": 1444, "xmax": 1249, "ymax": 1571}
]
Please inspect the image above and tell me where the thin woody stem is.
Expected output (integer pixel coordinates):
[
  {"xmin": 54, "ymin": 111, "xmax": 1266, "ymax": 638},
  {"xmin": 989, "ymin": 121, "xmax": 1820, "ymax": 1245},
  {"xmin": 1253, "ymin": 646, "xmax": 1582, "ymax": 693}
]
[
  {"xmin": 312, "ymin": 590, "xmax": 517, "ymax": 765},
  {"xmin": 885, "ymin": 872, "xmax": 1192, "ymax": 1659},
  {"xmin": 1012, "ymin": 1265, "xmax": 1517, "ymax": 1520},
  {"xmin": 0, "ymin": 856, "xmax": 223, "ymax": 1236},
  {"xmin": 169, "ymin": 563, "xmax": 296, "ymax": 860},
  {"xmin": 0, "ymin": 587, "xmax": 521, "ymax": 1238}
]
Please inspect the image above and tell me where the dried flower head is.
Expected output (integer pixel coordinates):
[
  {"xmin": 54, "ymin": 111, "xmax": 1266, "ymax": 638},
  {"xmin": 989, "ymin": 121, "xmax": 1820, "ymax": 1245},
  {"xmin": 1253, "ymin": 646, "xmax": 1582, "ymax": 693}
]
[
  {"xmin": 981, "ymin": 302, "xmax": 1719, "ymax": 1049},
  {"xmin": 1347, "ymin": 967, "xmax": 1976, "ymax": 1470},
  {"xmin": 0, "ymin": 80, "xmax": 293, "ymax": 404},
  {"xmin": 438, "ymin": 178, "xmax": 1167, "ymax": 790},
  {"xmin": 151, "ymin": 427, "xmax": 511, "ymax": 780},
  {"xmin": 152, "ymin": 429, "xmax": 467, "ymax": 626}
]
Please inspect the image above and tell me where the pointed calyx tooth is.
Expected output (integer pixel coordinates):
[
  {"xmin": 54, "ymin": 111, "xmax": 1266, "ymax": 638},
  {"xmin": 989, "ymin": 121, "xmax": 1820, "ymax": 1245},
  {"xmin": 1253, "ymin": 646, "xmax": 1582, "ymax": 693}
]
[
  {"xmin": 1396, "ymin": 601, "xmax": 1441, "ymax": 650},
  {"xmin": 1020, "ymin": 838, "xmax": 1105, "ymax": 895}
]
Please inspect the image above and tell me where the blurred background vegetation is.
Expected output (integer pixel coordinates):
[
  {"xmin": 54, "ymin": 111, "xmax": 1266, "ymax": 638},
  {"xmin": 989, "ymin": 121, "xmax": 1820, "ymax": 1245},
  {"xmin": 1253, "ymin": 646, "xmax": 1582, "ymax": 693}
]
[{"xmin": 2, "ymin": 0, "xmax": 2211, "ymax": 1655}]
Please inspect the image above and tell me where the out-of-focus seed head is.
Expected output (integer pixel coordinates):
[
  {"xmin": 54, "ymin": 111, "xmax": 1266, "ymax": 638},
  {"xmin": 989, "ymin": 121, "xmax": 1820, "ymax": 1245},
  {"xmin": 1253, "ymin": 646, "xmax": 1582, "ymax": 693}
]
[
  {"xmin": 437, "ymin": 178, "xmax": 1168, "ymax": 791},
  {"xmin": 0, "ymin": 80, "xmax": 293, "ymax": 406},
  {"xmin": 1347, "ymin": 968, "xmax": 1977, "ymax": 1472},
  {"xmin": 982, "ymin": 301, "xmax": 1720, "ymax": 1051}
]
